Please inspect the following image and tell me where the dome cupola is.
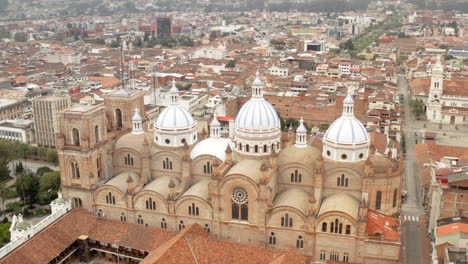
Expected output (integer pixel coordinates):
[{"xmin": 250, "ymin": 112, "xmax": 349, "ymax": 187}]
[
  {"xmin": 295, "ymin": 117, "xmax": 307, "ymax": 148},
  {"xmin": 322, "ymin": 91, "xmax": 370, "ymax": 162},
  {"xmin": 132, "ymin": 106, "xmax": 143, "ymax": 135},
  {"xmin": 233, "ymin": 71, "xmax": 281, "ymax": 156},
  {"xmin": 154, "ymin": 80, "xmax": 197, "ymax": 147}
]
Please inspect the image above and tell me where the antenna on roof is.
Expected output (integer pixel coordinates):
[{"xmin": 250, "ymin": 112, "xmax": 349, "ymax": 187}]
[{"xmin": 120, "ymin": 42, "xmax": 126, "ymax": 90}]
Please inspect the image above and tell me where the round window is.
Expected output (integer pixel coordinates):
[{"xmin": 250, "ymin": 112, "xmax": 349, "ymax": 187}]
[
  {"xmin": 231, "ymin": 187, "xmax": 248, "ymax": 203},
  {"xmin": 165, "ymin": 139, "xmax": 170, "ymax": 144},
  {"xmin": 181, "ymin": 138, "xmax": 186, "ymax": 144},
  {"xmin": 327, "ymin": 150, "xmax": 331, "ymax": 156},
  {"xmin": 341, "ymin": 154, "xmax": 347, "ymax": 160},
  {"xmin": 359, "ymin": 153, "xmax": 364, "ymax": 159}
]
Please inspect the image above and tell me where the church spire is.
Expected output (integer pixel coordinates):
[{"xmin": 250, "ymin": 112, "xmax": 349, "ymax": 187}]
[
  {"xmin": 210, "ymin": 113, "xmax": 221, "ymax": 138},
  {"xmin": 342, "ymin": 90, "xmax": 355, "ymax": 118},
  {"xmin": 132, "ymin": 106, "xmax": 143, "ymax": 134},
  {"xmin": 295, "ymin": 117, "xmax": 307, "ymax": 148},
  {"xmin": 169, "ymin": 78, "xmax": 179, "ymax": 105},
  {"xmin": 252, "ymin": 70, "xmax": 264, "ymax": 98}
]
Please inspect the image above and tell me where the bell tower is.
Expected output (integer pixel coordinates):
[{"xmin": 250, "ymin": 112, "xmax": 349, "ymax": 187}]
[{"xmin": 57, "ymin": 104, "xmax": 108, "ymax": 211}]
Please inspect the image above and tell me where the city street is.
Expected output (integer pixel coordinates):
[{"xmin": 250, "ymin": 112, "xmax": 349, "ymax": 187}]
[{"xmin": 398, "ymin": 74, "xmax": 428, "ymax": 264}]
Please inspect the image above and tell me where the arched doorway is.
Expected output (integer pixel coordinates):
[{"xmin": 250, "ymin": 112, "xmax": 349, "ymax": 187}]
[{"xmin": 450, "ymin": 116, "xmax": 456, "ymax": 125}]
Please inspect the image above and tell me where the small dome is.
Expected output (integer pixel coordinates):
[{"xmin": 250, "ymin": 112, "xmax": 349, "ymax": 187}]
[
  {"xmin": 132, "ymin": 107, "xmax": 142, "ymax": 121},
  {"xmin": 324, "ymin": 116, "xmax": 368, "ymax": 144},
  {"xmin": 210, "ymin": 114, "xmax": 221, "ymax": 127},
  {"xmin": 190, "ymin": 138, "xmax": 235, "ymax": 162},
  {"xmin": 235, "ymin": 99, "xmax": 280, "ymax": 130},
  {"xmin": 14, "ymin": 221, "xmax": 31, "ymax": 230},
  {"xmin": 155, "ymin": 105, "xmax": 195, "ymax": 129},
  {"xmin": 252, "ymin": 71, "xmax": 263, "ymax": 86}
]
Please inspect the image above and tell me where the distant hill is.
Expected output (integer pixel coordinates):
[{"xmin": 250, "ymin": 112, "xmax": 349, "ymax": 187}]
[{"xmin": 406, "ymin": 0, "xmax": 468, "ymax": 12}]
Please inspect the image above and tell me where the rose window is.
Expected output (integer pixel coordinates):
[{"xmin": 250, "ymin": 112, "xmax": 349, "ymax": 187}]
[{"xmin": 231, "ymin": 187, "xmax": 248, "ymax": 203}]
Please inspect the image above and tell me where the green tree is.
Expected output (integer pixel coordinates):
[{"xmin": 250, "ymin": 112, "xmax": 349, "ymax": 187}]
[
  {"xmin": 320, "ymin": 124, "xmax": 330, "ymax": 131},
  {"xmin": 133, "ymin": 37, "xmax": 143, "ymax": 48},
  {"xmin": 37, "ymin": 171, "xmax": 60, "ymax": 205},
  {"xmin": 15, "ymin": 162, "xmax": 24, "ymax": 175},
  {"xmin": 109, "ymin": 39, "xmax": 121, "ymax": 48},
  {"xmin": 16, "ymin": 173, "xmax": 39, "ymax": 207},
  {"xmin": 444, "ymin": 54, "xmax": 455, "ymax": 61},
  {"xmin": 94, "ymin": 38, "xmax": 106, "ymax": 45},
  {"xmin": 0, "ymin": 185, "xmax": 8, "ymax": 212},
  {"xmin": 14, "ymin": 32, "xmax": 27, "ymax": 42},
  {"xmin": 36, "ymin": 166, "xmax": 53, "ymax": 176},
  {"xmin": 412, "ymin": 99, "xmax": 425, "ymax": 118},
  {"xmin": 285, "ymin": 118, "xmax": 299, "ymax": 130},
  {"xmin": 225, "ymin": 60, "xmax": 236, "ymax": 68},
  {"xmin": 0, "ymin": 153, "xmax": 10, "ymax": 182}
]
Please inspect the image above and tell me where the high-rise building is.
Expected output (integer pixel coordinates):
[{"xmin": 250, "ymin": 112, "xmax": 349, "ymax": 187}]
[
  {"xmin": 32, "ymin": 96, "xmax": 71, "ymax": 147},
  {"xmin": 157, "ymin": 17, "xmax": 172, "ymax": 39}
]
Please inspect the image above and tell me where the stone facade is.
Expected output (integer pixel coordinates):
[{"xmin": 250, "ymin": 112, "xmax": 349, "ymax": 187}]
[{"xmin": 58, "ymin": 88, "xmax": 403, "ymax": 263}]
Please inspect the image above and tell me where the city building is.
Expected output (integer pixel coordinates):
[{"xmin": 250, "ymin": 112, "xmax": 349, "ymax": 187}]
[
  {"xmin": 58, "ymin": 73, "xmax": 403, "ymax": 263},
  {"xmin": 0, "ymin": 119, "xmax": 35, "ymax": 144},
  {"xmin": 426, "ymin": 56, "xmax": 468, "ymax": 125},
  {"xmin": 32, "ymin": 96, "xmax": 71, "ymax": 147},
  {"xmin": 157, "ymin": 17, "xmax": 172, "ymax": 39},
  {"xmin": 46, "ymin": 50, "xmax": 81, "ymax": 65}
]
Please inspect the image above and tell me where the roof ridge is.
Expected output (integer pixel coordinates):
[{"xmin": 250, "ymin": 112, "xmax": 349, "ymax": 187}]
[{"xmin": 184, "ymin": 235, "xmax": 200, "ymax": 264}]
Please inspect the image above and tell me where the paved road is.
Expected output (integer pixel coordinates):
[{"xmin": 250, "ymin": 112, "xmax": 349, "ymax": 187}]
[{"xmin": 398, "ymin": 74, "xmax": 426, "ymax": 264}]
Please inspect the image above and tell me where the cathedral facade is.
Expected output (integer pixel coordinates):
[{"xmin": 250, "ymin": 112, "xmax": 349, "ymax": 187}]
[{"xmin": 57, "ymin": 73, "xmax": 403, "ymax": 263}]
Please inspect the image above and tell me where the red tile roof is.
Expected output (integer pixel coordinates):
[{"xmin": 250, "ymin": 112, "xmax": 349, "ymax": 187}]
[
  {"xmin": 367, "ymin": 210, "xmax": 399, "ymax": 241},
  {"xmin": 437, "ymin": 223, "xmax": 468, "ymax": 236}
]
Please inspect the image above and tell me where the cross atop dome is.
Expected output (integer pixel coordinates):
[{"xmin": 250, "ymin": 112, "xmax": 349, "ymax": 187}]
[
  {"xmin": 252, "ymin": 70, "xmax": 264, "ymax": 98},
  {"xmin": 169, "ymin": 78, "xmax": 179, "ymax": 105}
]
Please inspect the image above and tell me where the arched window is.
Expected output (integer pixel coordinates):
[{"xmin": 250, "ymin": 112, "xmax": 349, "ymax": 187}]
[
  {"xmin": 393, "ymin": 188, "xmax": 398, "ymax": 208},
  {"xmin": 106, "ymin": 192, "xmax": 115, "ymax": 205},
  {"xmin": 330, "ymin": 221, "xmax": 334, "ymax": 233},
  {"xmin": 263, "ymin": 145, "xmax": 267, "ymax": 153},
  {"xmin": 269, "ymin": 232, "xmax": 276, "ymax": 245},
  {"xmin": 97, "ymin": 209, "xmax": 103, "ymax": 217},
  {"xmin": 320, "ymin": 250, "xmax": 326, "ymax": 260},
  {"xmin": 343, "ymin": 253, "xmax": 349, "ymax": 262},
  {"xmin": 96, "ymin": 156, "xmax": 103, "ymax": 178},
  {"xmin": 232, "ymin": 187, "xmax": 248, "ymax": 221},
  {"xmin": 322, "ymin": 222, "xmax": 327, "ymax": 232},
  {"xmin": 238, "ymin": 143, "xmax": 242, "ymax": 151},
  {"xmin": 339, "ymin": 223, "xmax": 343, "ymax": 234},
  {"xmin": 179, "ymin": 221, "xmax": 185, "ymax": 230},
  {"xmin": 246, "ymin": 145, "xmax": 250, "ymax": 153},
  {"xmin": 72, "ymin": 128, "xmax": 80, "ymax": 146},
  {"xmin": 71, "ymin": 161, "xmax": 80, "ymax": 179},
  {"xmin": 73, "ymin": 198, "xmax": 82, "ymax": 208},
  {"xmin": 146, "ymin": 197, "xmax": 156, "ymax": 210},
  {"xmin": 346, "ymin": 225, "xmax": 351, "ymax": 235},
  {"xmin": 337, "ymin": 174, "xmax": 348, "ymax": 187},
  {"xmin": 116, "ymin": 108, "xmax": 123, "ymax": 129},
  {"xmin": 335, "ymin": 219, "xmax": 339, "ymax": 233},
  {"xmin": 163, "ymin": 158, "xmax": 172, "ymax": 170},
  {"xmin": 120, "ymin": 212, "xmax": 126, "ymax": 222},
  {"xmin": 137, "ymin": 215, "xmax": 144, "ymax": 225},
  {"xmin": 204, "ymin": 224, "xmax": 210, "ymax": 233},
  {"xmin": 189, "ymin": 203, "xmax": 199, "ymax": 216},
  {"xmin": 203, "ymin": 161, "xmax": 212, "ymax": 174},
  {"xmin": 281, "ymin": 213, "xmax": 293, "ymax": 227},
  {"xmin": 376, "ymin": 191, "xmax": 382, "ymax": 210},
  {"xmin": 254, "ymin": 145, "xmax": 258, "ymax": 153},
  {"xmin": 161, "ymin": 218, "xmax": 167, "ymax": 229},
  {"xmin": 124, "ymin": 153, "xmax": 134, "ymax": 166},
  {"xmin": 95, "ymin": 125, "xmax": 99, "ymax": 143},
  {"xmin": 291, "ymin": 170, "xmax": 302, "ymax": 183},
  {"xmin": 296, "ymin": 235, "xmax": 304, "ymax": 249}
]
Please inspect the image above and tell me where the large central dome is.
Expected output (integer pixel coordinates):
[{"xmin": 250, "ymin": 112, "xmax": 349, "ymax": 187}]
[
  {"xmin": 322, "ymin": 92, "xmax": 370, "ymax": 162},
  {"xmin": 324, "ymin": 116, "xmax": 368, "ymax": 144},
  {"xmin": 156, "ymin": 105, "xmax": 195, "ymax": 129},
  {"xmin": 235, "ymin": 99, "xmax": 280, "ymax": 130},
  {"xmin": 233, "ymin": 71, "xmax": 282, "ymax": 156}
]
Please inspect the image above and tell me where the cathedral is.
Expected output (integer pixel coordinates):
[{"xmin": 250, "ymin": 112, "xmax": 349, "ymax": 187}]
[
  {"xmin": 57, "ymin": 72, "xmax": 403, "ymax": 263},
  {"xmin": 426, "ymin": 56, "xmax": 468, "ymax": 125}
]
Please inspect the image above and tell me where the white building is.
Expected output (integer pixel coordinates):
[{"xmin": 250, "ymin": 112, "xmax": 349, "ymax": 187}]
[
  {"xmin": 0, "ymin": 119, "xmax": 35, "ymax": 143},
  {"xmin": 46, "ymin": 50, "xmax": 81, "ymax": 65},
  {"xmin": 269, "ymin": 66, "xmax": 289, "ymax": 76},
  {"xmin": 426, "ymin": 56, "xmax": 468, "ymax": 125},
  {"xmin": 192, "ymin": 45, "xmax": 227, "ymax": 60}
]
